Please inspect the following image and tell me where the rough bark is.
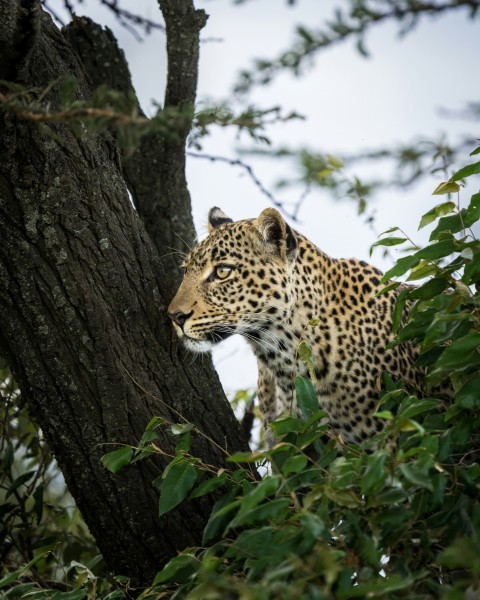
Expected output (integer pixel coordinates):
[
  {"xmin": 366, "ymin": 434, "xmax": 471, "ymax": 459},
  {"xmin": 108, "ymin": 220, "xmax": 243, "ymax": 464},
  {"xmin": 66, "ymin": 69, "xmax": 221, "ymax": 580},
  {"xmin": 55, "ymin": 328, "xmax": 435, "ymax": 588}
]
[
  {"xmin": 0, "ymin": 0, "xmax": 248, "ymax": 586},
  {"xmin": 63, "ymin": 2, "xmax": 202, "ymax": 287}
]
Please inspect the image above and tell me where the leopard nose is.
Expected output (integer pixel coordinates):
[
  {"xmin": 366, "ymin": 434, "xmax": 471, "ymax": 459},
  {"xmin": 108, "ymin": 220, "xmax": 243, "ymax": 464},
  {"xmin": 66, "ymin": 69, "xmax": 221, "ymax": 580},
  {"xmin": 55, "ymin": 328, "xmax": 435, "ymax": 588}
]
[{"xmin": 168, "ymin": 309, "xmax": 194, "ymax": 328}]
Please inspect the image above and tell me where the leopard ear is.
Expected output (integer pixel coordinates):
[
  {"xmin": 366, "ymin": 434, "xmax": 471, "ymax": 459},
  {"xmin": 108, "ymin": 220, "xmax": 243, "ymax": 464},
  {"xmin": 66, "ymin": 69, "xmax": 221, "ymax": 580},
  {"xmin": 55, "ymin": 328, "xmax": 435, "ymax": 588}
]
[
  {"xmin": 255, "ymin": 208, "xmax": 297, "ymax": 257},
  {"xmin": 208, "ymin": 207, "xmax": 233, "ymax": 233}
]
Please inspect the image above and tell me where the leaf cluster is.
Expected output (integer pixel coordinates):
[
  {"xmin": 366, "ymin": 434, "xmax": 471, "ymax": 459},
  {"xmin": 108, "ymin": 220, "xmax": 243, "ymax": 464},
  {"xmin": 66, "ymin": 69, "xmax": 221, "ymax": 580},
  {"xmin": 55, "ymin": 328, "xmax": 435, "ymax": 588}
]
[
  {"xmin": 0, "ymin": 78, "xmax": 301, "ymax": 159},
  {"xmin": 240, "ymin": 135, "xmax": 476, "ymax": 219},
  {"xmin": 137, "ymin": 146, "xmax": 479, "ymax": 599},
  {"xmin": 0, "ymin": 368, "xmax": 104, "ymax": 598},
  {"xmin": 138, "ymin": 363, "xmax": 479, "ymax": 599},
  {"xmin": 0, "ymin": 77, "xmax": 196, "ymax": 153}
]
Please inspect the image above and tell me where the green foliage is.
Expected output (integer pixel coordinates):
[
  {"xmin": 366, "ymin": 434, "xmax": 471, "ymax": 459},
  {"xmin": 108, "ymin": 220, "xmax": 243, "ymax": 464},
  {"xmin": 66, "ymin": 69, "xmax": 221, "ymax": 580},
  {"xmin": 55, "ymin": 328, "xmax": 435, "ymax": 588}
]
[
  {"xmin": 0, "ymin": 78, "xmax": 300, "ymax": 158},
  {"xmin": 0, "ymin": 367, "xmax": 108, "ymax": 597},
  {"xmin": 136, "ymin": 148, "xmax": 478, "ymax": 599},
  {"xmin": 241, "ymin": 136, "xmax": 474, "ymax": 219}
]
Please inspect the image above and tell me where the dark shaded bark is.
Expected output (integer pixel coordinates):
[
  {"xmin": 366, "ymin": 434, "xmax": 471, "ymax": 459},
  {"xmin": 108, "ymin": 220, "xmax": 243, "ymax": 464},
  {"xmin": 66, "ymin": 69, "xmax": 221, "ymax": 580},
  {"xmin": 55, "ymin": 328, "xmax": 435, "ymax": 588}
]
[
  {"xmin": 63, "ymin": 2, "xmax": 201, "ymax": 287},
  {"xmin": 0, "ymin": 0, "xmax": 248, "ymax": 586}
]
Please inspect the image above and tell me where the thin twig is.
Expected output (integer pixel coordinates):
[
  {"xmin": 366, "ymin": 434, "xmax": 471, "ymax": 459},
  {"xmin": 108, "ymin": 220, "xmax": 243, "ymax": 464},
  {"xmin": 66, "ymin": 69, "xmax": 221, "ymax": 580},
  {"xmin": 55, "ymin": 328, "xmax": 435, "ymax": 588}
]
[{"xmin": 187, "ymin": 150, "xmax": 304, "ymax": 222}]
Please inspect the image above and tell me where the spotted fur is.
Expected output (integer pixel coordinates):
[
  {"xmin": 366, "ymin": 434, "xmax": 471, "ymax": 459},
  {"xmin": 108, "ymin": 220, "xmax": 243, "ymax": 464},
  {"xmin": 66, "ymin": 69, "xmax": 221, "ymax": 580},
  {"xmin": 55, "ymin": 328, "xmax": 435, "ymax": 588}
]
[{"xmin": 168, "ymin": 207, "xmax": 424, "ymax": 445}]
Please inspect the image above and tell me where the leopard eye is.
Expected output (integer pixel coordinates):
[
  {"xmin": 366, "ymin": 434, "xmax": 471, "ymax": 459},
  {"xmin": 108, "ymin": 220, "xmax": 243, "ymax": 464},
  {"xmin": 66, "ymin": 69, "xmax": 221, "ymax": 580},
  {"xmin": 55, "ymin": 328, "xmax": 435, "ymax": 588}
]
[{"xmin": 214, "ymin": 265, "xmax": 232, "ymax": 280}]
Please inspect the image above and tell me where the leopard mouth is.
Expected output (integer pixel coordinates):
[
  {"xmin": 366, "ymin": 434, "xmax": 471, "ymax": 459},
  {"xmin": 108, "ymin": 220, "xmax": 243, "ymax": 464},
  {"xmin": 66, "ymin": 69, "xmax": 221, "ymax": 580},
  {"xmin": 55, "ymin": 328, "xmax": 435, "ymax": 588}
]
[
  {"xmin": 204, "ymin": 329, "xmax": 235, "ymax": 344},
  {"xmin": 179, "ymin": 326, "xmax": 236, "ymax": 353}
]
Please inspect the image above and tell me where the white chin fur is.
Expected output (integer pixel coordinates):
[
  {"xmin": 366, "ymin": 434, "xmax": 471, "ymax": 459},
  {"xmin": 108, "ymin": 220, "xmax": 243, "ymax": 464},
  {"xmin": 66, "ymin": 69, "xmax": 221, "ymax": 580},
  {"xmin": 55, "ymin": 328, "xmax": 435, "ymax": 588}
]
[{"xmin": 182, "ymin": 337, "xmax": 214, "ymax": 353}]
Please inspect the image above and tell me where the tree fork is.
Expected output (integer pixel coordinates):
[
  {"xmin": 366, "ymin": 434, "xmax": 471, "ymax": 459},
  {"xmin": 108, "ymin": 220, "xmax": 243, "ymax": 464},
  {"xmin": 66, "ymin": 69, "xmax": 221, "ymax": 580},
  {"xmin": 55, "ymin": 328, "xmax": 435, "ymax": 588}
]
[
  {"xmin": 63, "ymin": 3, "xmax": 201, "ymax": 286},
  {"xmin": 0, "ymin": 0, "xmax": 248, "ymax": 586}
]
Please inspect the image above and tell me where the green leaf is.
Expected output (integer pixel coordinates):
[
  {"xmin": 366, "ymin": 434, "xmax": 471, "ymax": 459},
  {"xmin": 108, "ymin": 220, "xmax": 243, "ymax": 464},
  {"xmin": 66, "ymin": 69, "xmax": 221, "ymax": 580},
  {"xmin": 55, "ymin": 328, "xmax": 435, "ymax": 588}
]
[
  {"xmin": 170, "ymin": 423, "xmax": 195, "ymax": 435},
  {"xmin": 415, "ymin": 239, "xmax": 456, "ymax": 261},
  {"xmin": 153, "ymin": 553, "xmax": 198, "ymax": 585},
  {"xmin": 370, "ymin": 236, "xmax": 407, "ymax": 256},
  {"xmin": 318, "ymin": 167, "xmax": 333, "ymax": 178},
  {"xmin": 175, "ymin": 431, "xmax": 192, "ymax": 453},
  {"xmin": 406, "ymin": 261, "xmax": 438, "ymax": 281},
  {"xmin": 419, "ymin": 201, "xmax": 456, "ymax": 229},
  {"xmin": 2, "ymin": 442, "xmax": 14, "ymax": 471},
  {"xmin": 398, "ymin": 396, "xmax": 439, "ymax": 419},
  {"xmin": 0, "ymin": 79, "xmax": 30, "ymax": 93},
  {"xmin": 282, "ymin": 454, "xmax": 308, "ymax": 475},
  {"xmin": 337, "ymin": 574, "xmax": 415, "ymax": 598},
  {"xmin": 464, "ymin": 192, "xmax": 480, "ymax": 227},
  {"xmin": 462, "ymin": 250, "xmax": 480, "ymax": 284},
  {"xmin": 375, "ymin": 281, "xmax": 401, "ymax": 296},
  {"xmin": 51, "ymin": 589, "xmax": 86, "ymax": 600},
  {"xmin": 0, "ymin": 552, "xmax": 48, "ymax": 590},
  {"xmin": 295, "ymin": 376, "xmax": 318, "ymax": 418},
  {"xmin": 270, "ymin": 417, "xmax": 305, "ymax": 435},
  {"xmin": 297, "ymin": 340, "xmax": 312, "ymax": 362},
  {"xmin": 228, "ymin": 450, "xmax": 265, "ymax": 463},
  {"xmin": 398, "ymin": 464, "xmax": 433, "ymax": 490},
  {"xmin": 229, "ymin": 498, "xmax": 290, "ymax": 529},
  {"xmin": 374, "ymin": 410, "xmax": 394, "ymax": 420},
  {"xmin": 361, "ymin": 451, "xmax": 387, "ymax": 495},
  {"xmin": 450, "ymin": 160, "xmax": 480, "ymax": 182},
  {"xmin": 203, "ymin": 487, "xmax": 241, "ymax": 543},
  {"xmin": 381, "ymin": 255, "xmax": 420, "ymax": 282},
  {"xmin": 190, "ymin": 472, "xmax": 228, "ymax": 499},
  {"xmin": 434, "ymin": 331, "xmax": 480, "ymax": 370},
  {"xmin": 32, "ymin": 483, "xmax": 44, "ymax": 524},
  {"xmin": 239, "ymin": 476, "xmax": 281, "ymax": 513},
  {"xmin": 6, "ymin": 470, "xmax": 36, "ymax": 498},
  {"xmin": 407, "ymin": 277, "xmax": 449, "ymax": 301},
  {"xmin": 297, "ymin": 342, "xmax": 317, "ymax": 382},
  {"xmin": 470, "ymin": 145, "xmax": 480, "ymax": 156},
  {"xmin": 101, "ymin": 446, "xmax": 133, "ymax": 473},
  {"xmin": 379, "ymin": 226, "xmax": 401, "ymax": 236},
  {"xmin": 432, "ymin": 181, "xmax": 461, "ymax": 195},
  {"xmin": 134, "ymin": 430, "xmax": 159, "ymax": 462},
  {"xmin": 145, "ymin": 416, "xmax": 166, "ymax": 431},
  {"xmin": 391, "ymin": 288, "xmax": 409, "ymax": 333},
  {"xmin": 429, "ymin": 213, "xmax": 465, "ymax": 241},
  {"xmin": 138, "ymin": 430, "xmax": 159, "ymax": 446},
  {"xmin": 439, "ymin": 538, "xmax": 480, "ymax": 573},
  {"xmin": 232, "ymin": 527, "xmax": 279, "ymax": 558},
  {"xmin": 374, "ymin": 488, "xmax": 408, "ymax": 504},
  {"xmin": 326, "ymin": 154, "xmax": 344, "ymax": 169},
  {"xmin": 323, "ymin": 486, "xmax": 361, "ymax": 507},
  {"xmin": 3, "ymin": 583, "xmax": 36, "ymax": 597},
  {"xmin": 158, "ymin": 461, "xmax": 198, "ymax": 516},
  {"xmin": 455, "ymin": 376, "xmax": 480, "ymax": 409},
  {"xmin": 414, "ymin": 346, "xmax": 444, "ymax": 368}
]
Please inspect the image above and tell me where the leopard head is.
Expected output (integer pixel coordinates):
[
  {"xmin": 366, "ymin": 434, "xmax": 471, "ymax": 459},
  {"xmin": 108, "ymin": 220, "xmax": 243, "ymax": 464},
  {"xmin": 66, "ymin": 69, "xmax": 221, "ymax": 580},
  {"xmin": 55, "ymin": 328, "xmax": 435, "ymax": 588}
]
[{"xmin": 167, "ymin": 207, "xmax": 298, "ymax": 352}]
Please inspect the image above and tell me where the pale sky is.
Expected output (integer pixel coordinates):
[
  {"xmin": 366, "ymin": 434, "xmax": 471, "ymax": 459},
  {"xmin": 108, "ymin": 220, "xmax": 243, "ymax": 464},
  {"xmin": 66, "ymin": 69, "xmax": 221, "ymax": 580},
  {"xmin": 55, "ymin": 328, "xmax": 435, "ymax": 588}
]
[{"xmin": 53, "ymin": 0, "xmax": 479, "ymax": 394}]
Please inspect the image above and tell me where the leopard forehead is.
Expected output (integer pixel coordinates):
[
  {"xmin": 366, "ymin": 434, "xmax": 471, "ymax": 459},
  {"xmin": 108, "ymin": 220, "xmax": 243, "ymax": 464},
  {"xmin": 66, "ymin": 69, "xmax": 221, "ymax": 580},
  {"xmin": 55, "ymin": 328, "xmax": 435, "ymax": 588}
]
[{"xmin": 184, "ymin": 219, "xmax": 263, "ymax": 272}]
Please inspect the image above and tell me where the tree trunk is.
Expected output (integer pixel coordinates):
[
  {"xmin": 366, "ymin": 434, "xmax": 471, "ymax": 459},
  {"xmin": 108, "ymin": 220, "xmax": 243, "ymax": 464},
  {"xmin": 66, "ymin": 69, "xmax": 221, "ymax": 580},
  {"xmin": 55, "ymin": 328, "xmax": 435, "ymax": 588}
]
[
  {"xmin": 62, "ymin": 3, "xmax": 199, "ymax": 286},
  {"xmin": 0, "ymin": 0, "xmax": 248, "ymax": 587}
]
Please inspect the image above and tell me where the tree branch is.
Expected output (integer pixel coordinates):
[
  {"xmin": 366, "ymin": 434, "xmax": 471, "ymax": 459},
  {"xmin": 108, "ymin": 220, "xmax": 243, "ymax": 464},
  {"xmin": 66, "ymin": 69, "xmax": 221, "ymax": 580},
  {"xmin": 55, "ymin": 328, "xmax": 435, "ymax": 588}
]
[
  {"xmin": 187, "ymin": 150, "xmax": 302, "ymax": 222},
  {"xmin": 234, "ymin": 0, "xmax": 480, "ymax": 93}
]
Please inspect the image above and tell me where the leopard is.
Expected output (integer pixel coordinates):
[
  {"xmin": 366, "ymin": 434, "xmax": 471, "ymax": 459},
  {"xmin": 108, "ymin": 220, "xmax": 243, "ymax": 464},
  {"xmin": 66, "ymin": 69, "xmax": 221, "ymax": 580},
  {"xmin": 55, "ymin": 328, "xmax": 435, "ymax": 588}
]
[{"xmin": 168, "ymin": 206, "xmax": 425, "ymax": 446}]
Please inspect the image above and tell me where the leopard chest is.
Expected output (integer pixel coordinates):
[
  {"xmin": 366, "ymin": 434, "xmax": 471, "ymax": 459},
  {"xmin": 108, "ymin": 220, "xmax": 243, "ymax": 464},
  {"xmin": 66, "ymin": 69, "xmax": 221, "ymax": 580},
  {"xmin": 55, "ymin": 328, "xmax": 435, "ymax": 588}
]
[{"xmin": 251, "ymin": 308, "xmax": 389, "ymax": 442}]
